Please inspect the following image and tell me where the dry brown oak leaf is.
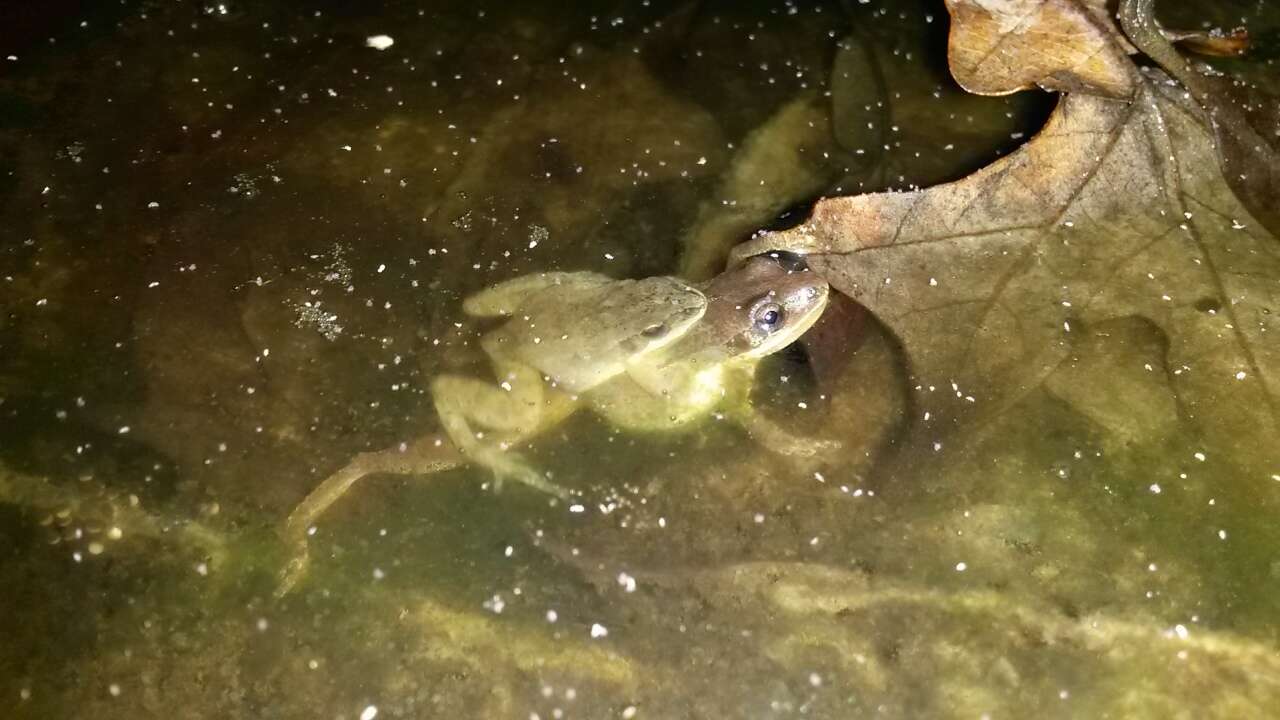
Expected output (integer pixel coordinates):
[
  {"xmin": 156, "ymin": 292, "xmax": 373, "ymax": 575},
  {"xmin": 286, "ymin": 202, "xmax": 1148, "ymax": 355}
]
[
  {"xmin": 733, "ymin": 69, "xmax": 1280, "ymax": 474},
  {"xmin": 943, "ymin": 0, "xmax": 1138, "ymax": 98}
]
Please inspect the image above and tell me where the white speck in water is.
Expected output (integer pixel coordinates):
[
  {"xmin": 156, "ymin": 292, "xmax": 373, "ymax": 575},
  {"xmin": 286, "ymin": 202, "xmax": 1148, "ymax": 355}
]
[
  {"xmin": 360, "ymin": 705, "xmax": 379, "ymax": 720},
  {"xmin": 809, "ymin": 672, "xmax": 822, "ymax": 687},
  {"xmin": 569, "ymin": 504, "xmax": 585, "ymax": 513},
  {"xmin": 108, "ymin": 683, "xmax": 121, "ymax": 697},
  {"xmin": 372, "ymin": 568, "xmax": 385, "ymax": 580},
  {"xmin": 1149, "ymin": 483, "xmax": 1161, "ymax": 494},
  {"xmin": 1217, "ymin": 529, "xmax": 1227, "ymax": 540},
  {"xmin": 622, "ymin": 707, "xmax": 638, "ymax": 719},
  {"xmin": 1194, "ymin": 452, "xmax": 1206, "ymax": 462},
  {"xmin": 256, "ymin": 618, "xmax": 269, "ymax": 631},
  {"xmin": 590, "ymin": 623, "xmax": 609, "ymax": 638},
  {"xmin": 546, "ymin": 610, "xmax": 558, "ymax": 623},
  {"xmin": 955, "ymin": 562, "xmax": 967, "ymax": 572},
  {"xmin": 617, "ymin": 572, "xmax": 636, "ymax": 593},
  {"xmin": 88, "ymin": 541, "xmax": 104, "ymax": 555},
  {"xmin": 1235, "ymin": 371, "xmax": 1246, "ymax": 380},
  {"xmin": 365, "ymin": 35, "xmax": 394, "ymax": 50},
  {"xmin": 1174, "ymin": 624, "xmax": 1189, "ymax": 640},
  {"xmin": 195, "ymin": 562, "xmax": 208, "ymax": 576},
  {"xmin": 753, "ymin": 513, "xmax": 765, "ymax": 524},
  {"xmin": 117, "ymin": 426, "xmax": 130, "ymax": 435}
]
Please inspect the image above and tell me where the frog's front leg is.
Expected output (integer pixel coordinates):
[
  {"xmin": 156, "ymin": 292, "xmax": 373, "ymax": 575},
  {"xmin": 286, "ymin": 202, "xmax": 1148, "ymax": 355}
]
[{"xmin": 432, "ymin": 361, "xmax": 572, "ymax": 499}]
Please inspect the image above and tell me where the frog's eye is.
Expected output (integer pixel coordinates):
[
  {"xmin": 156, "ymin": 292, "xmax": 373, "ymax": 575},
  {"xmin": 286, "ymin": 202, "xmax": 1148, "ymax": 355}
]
[{"xmin": 752, "ymin": 302, "xmax": 785, "ymax": 333}]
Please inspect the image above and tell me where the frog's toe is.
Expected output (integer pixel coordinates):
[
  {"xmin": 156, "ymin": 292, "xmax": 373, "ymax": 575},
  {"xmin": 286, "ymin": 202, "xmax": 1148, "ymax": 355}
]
[
  {"xmin": 486, "ymin": 455, "xmax": 570, "ymax": 500},
  {"xmin": 508, "ymin": 467, "xmax": 571, "ymax": 500}
]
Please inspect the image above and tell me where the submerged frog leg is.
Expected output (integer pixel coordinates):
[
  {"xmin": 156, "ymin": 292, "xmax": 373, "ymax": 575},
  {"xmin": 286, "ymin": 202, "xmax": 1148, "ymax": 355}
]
[
  {"xmin": 276, "ymin": 434, "xmax": 466, "ymax": 596},
  {"xmin": 279, "ymin": 358, "xmax": 575, "ymax": 595},
  {"xmin": 432, "ymin": 360, "xmax": 573, "ymax": 499}
]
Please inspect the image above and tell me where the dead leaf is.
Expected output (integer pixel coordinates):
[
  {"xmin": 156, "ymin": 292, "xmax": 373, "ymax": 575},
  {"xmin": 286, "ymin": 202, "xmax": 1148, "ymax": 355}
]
[
  {"xmin": 830, "ymin": 18, "xmax": 1049, "ymax": 195},
  {"xmin": 943, "ymin": 0, "xmax": 1139, "ymax": 98},
  {"xmin": 733, "ymin": 69, "xmax": 1280, "ymax": 473},
  {"xmin": 1118, "ymin": 0, "xmax": 1280, "ymax": 237}
]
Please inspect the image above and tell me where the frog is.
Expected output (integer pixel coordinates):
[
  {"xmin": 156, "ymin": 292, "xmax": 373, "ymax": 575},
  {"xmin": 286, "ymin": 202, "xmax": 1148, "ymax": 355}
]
[{"xmin": 431, "ymin": 253, "xmax": 833, "ymax": 498}]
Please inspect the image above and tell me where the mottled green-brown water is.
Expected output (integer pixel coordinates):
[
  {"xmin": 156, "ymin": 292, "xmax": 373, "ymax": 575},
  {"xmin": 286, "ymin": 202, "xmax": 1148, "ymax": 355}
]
[{"xmin": 2, "ymin": 1, "xmax": 1279, "ymax": 718}]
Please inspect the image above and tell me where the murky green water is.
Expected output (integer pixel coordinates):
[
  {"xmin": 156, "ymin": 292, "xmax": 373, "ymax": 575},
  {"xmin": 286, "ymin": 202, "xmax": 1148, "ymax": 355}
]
[{"xmin": 2, "ymin": 1, "xmax": 1279, "ymax": 718}]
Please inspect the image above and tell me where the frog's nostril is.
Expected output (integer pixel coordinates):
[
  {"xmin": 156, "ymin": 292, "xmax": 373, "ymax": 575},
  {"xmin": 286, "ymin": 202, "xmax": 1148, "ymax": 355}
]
[{"xmin": 641, "ymin": 323, "xmax": 668, "ymax": 339}]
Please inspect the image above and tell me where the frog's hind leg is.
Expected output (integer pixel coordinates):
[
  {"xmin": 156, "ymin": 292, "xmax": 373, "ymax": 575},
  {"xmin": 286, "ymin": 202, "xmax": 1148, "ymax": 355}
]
[
  {"xmin": 276, "ymin": 435, "xmax": 465, "ymax": 596},
  {"xmin": 432, "ymin": 362, "xmax": 572, "ymax": 498}
]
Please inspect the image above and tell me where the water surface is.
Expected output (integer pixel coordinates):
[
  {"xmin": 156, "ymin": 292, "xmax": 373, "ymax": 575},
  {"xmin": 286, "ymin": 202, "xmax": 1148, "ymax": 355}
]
[{"xmin": 2, "ymin": 1, "xmax": 1279, "ymax": 718}]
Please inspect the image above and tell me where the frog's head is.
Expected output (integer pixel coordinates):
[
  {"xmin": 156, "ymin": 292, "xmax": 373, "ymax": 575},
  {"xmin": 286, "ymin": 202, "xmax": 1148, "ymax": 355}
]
[{"xmin": 700, "ymin": 253, "xmax": 829, "ymax": 360}]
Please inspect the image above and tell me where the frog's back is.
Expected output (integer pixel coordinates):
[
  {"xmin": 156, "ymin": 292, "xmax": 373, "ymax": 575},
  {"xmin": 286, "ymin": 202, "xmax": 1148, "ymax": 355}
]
[
  {"xmin": 462, "ymin": 271, "xmax": 613, "ymax": 317},
  {"xmin": 485, "ymin": 274, "xmax": 706, "ymax": 393}
]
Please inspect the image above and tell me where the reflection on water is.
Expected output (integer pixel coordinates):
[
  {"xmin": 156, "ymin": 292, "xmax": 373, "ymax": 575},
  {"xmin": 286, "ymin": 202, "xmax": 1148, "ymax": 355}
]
[{"xmin": 2, "ymin": 0, "xmax": 1278, "ymax": 717}]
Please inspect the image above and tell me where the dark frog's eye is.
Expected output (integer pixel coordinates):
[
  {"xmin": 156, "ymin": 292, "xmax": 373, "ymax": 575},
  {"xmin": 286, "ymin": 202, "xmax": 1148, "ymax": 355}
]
[{"xmin": 752, "ymin": 302, "xmax": 785, "ymax": 333}]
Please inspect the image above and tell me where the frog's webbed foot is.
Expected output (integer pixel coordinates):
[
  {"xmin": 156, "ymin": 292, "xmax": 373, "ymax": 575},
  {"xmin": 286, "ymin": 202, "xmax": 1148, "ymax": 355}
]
[
  {"xmin": 479, "ymin": 448, "xmax": 570, "ymax": 500},
  {"xmin": 432, "ymin": 371, "xmax": 571, "ymax": 500},
  {"xmin": 277, "ymin": 553, "xmax": 311, "ymax": 598}
]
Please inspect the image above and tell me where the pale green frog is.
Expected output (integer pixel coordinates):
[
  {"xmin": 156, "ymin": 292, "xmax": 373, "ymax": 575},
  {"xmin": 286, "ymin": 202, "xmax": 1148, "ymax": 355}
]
[{"xmin": 432, "ymin": 254, "xmax": 833, "ymax": 498}]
